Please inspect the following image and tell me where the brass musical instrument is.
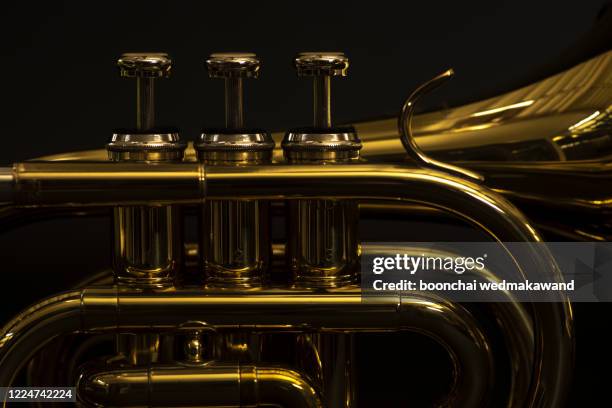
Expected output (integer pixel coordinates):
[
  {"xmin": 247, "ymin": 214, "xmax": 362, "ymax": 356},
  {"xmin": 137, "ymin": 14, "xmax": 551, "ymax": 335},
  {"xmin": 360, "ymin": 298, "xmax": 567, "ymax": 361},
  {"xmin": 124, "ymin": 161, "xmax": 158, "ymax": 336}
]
[{"xmin": 0, "ymin": 48, "xmax": 609, "ymax": 407}]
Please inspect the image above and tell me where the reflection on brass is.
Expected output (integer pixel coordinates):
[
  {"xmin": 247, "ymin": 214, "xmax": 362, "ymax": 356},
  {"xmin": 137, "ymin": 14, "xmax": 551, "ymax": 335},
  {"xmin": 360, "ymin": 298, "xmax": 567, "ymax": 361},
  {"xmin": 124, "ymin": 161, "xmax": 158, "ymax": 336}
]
[
  {"xmin": 197, "ymin": 53, "xmax": 274, "ymax": 286},
  {"xmin": 283, "ymin": 52, "xmax": 362, "ymax": 290},
  {"xmin": 110, "ymin": 54, "xmax": 186, "ymax": 287},
  {"xmin": 78, "ymin": 361, "xmax": 322, "ymax": 407},
  {"xmin": 0, "ymin": 159, "xmax": 575, "ymax": 407},
  {"xmin": 5, "ymin": 49, "xmax": 612, "ymax": 407},
  {"xmin": 398, "ymin": 68, "xmax": 483, "ymax": 182}
]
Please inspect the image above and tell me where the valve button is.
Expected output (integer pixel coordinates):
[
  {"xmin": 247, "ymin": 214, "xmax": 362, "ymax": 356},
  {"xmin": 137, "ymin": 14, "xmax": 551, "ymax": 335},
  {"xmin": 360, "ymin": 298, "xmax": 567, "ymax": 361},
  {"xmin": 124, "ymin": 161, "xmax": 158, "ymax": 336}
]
[
  {"xmin": 117, "ymin": 53, "xmax": 172, "ymax": 78},
  {"xmin": 294, "ymin": 52, "xmax": 349, "ymax": 77},
  {"xmin": 207, "ymin": 53, "xmax": 260, "ymax": 79}
]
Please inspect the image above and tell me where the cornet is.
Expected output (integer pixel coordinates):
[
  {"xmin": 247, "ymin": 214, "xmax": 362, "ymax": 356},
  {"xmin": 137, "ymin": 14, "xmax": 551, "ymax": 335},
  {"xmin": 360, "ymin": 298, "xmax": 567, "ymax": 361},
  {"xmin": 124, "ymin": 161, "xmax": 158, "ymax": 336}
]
[{"xmin": 0, "ymin": 48, "xmax": 610, "ymax": 407}]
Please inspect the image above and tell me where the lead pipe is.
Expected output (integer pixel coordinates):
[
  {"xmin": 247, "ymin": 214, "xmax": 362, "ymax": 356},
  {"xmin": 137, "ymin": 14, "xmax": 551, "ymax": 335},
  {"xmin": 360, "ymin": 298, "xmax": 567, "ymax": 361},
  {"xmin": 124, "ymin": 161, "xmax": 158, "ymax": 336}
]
[{"xmin": 3, "ymin": 162, "xmax": 203, "ymax": 206}]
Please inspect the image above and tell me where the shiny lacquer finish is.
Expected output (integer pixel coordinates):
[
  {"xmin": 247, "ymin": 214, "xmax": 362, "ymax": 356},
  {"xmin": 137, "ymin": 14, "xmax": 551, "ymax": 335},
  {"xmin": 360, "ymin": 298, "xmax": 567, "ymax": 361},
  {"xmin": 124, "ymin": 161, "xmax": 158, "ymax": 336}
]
[
  {"xmin": 2, "ymin": 50, "xmax": 601, "ymax": 408},
  {"xmin": 110, "ymin": 53, "xmax": 186, "ymax": 287},
  {"xmin": 354, "ymin": 51, "xmax": 612, "ymax": 240},
  {"xmin": 78, "ymin": 361, "xmax": 322, "ymax": 408},
  {"xmin": 197, "ymin": 53, "xmax": 274, "ymax": 286},
  {"xmin": 2, "ymin": 287, "xmax": 495, "ymax": 407},
  {"xmin": 31, "ymin": 52, "xmax": 612, "ymax": 241},
  {"xmin": 284, "ymin": 52, "xmax": 362, "ymax": 289},
  {"xmin": 0, "ymin": 160, "xmax": 574, "ymax": 407}
]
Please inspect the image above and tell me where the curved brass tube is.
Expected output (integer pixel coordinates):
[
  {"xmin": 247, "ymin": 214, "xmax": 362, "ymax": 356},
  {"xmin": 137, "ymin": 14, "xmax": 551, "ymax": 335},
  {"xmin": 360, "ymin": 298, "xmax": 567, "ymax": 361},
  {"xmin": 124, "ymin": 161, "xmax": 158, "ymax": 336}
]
[
  {"xmin": 77, "ymin": 362, "xmax": 322, "ymax": 408},
  {"xmin": 358, "ymin": 51, "xmax": 611, "ymax": 163},
  {"xmin": 398, "ymin": 69, "xmax": 483, "ymax": 182},
  {"xmin": 356, "ymin": 51, "xmax": 612, "ymax": 238},
  {"xmin": 0, "ymin": 291, "xmax": 83, "ymax": 387},
  {"xmin": 365, "ymin": 243, "xmax": 535, "ymax": 406},
  {"xmin": 1, "ymin": 287, "xmax": 494, "ymax": 408},
  {"xmin": 0, "ymin": 161, "xmax": 573, "ymax": 407}
]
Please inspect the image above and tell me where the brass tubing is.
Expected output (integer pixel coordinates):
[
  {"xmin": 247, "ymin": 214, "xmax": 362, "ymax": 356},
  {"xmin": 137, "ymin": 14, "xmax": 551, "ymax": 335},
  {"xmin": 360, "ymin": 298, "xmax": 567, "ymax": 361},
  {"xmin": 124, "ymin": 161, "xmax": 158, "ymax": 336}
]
[
  {"xmin": 77, "ymin": 362, "xmax": 322, "ymax": 408},
  {"xmin": 365, "ymin": 244, "xmax": 535, "ymax": 406},
  {"xmin": 5, "ymin": 160, "xmax": 607, "ymax": 238},
  {"xmin": 0, "ymin": 160, "xmax": 595, "ymax": 227},
  {"xmin": 1, "ymin": 162, "xmax": 572, "ymax": 279},
  {"xmin": 296, "ymin": 332, "xmax": 356, "ymax": 408},
  {"xmin": 5, "ymin": 162, "xmax": 204, "ymax": 206},
  {"xmin": 0, "ymin": 287, "xmax": 494, "ymax": 408},
  {"xmin": 397, "ymin": 69, "xmax": 482, "ymax": 182},
  {"xmin": 202, "ymin": 164, "xmax": 573, "ymax": 407},
  {"xmin": 195, "ymin": 163, "xmax": 573, "ymax": 408},
  {"xmin": 117, "ymin": 333, "xmax": 161, "ymax": 365},
  {"xmin": 0, "ymin": 291, "xmax": 83, "ymax": 388},
  {"xmin": 0, "ymin": 162, "xmax": 573, "ymax": 406}
]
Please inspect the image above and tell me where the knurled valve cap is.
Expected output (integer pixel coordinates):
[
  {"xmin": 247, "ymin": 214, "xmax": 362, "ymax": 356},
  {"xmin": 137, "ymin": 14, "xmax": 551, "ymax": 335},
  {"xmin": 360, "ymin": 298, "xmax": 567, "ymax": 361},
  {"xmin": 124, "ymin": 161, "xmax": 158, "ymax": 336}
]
[
  {"xmin": 206, "ymin": 53, "xmax": 260, "ymax": 79},
  {"xmin": 294, "ymin": 52, "xmax": 349, "ymax": 77},
  {"xmin": 117, "ymin": 53, "xmax": 172, "ymax": 78}
]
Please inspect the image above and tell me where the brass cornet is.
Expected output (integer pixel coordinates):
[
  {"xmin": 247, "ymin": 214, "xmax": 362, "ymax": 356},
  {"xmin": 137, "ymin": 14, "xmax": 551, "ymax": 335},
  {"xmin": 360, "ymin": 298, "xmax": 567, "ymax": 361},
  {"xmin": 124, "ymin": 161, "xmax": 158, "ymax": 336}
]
[{"xmin": 0, "ymin": 48, "xmax": 610, "ymax": 407}]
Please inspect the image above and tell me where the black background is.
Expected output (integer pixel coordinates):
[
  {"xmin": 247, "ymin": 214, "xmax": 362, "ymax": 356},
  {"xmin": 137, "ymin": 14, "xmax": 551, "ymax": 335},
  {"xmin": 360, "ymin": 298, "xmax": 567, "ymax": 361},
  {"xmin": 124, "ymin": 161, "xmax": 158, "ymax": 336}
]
[
  {"xmin": 1, "ymin": 0, "xmax": 609, "ymax": 163},
  {"xmin": 1, "ymin": 0, "xmax": 610, "ymax": 406}
]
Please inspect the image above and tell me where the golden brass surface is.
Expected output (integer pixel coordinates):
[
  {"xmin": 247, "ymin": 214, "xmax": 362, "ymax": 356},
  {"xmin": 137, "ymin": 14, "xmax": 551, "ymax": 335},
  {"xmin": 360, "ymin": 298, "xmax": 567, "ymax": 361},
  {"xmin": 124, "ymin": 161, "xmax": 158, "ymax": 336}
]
[
  {"xmin": 288, "ymin": 199, "xmax": 359, "ymax": 287},
  {"xmin": 32, "ymin": 52, "xmax": 611, "ymax": 241},
  {"xmin": 108, "ymin": 118, "xmax": 186, "ymax": 287},
  {"xmin": 0, "ymin": 159, "xmax": 574, "ymax": 407},
  {"xmin": 113, "ymin": 205, "xmax": 181, "ymax": 285},
  {"xmin": 197, "ymin": 147, "xmax": 273, "ymax": 286},
  {"xmin": 354, "ymin": 51, "xmax": 611, "ymax": 162},
  {"xmin": 196, "ymin": 53, "xmax": 273, "ymax": 286},
  {"xmin": 0, "ymin": 283, "xmax": 566, "ymax": 407},
  {"xmin": 78, "ymin": 361, "xmax": 322, "ymax": 407},
  {"xmin": 3, "ymin": 50, "xmax": 608, "ymax": 408},
  {"xmin": 202, "ymin": 198, "xmax": 270, "ymax": 285}
]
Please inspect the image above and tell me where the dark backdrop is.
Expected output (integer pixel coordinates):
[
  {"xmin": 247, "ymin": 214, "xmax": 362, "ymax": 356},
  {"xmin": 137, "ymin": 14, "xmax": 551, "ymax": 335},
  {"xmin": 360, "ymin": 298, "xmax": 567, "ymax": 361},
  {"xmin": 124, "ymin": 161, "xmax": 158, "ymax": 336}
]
[
  {"xmin": 1, "ymin": 0, "xmax": 609, "ymax": 163},
  {"xmin": 1, "ymin": 0, "xmax": 610, "ymax": 406}
]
